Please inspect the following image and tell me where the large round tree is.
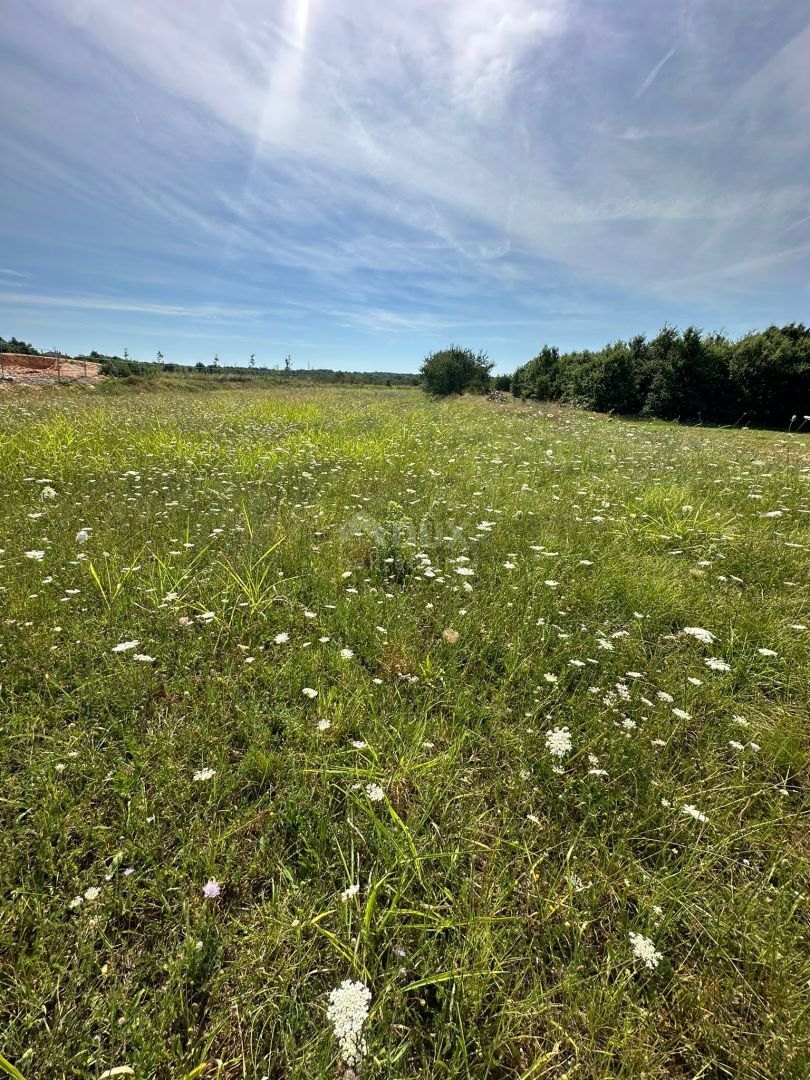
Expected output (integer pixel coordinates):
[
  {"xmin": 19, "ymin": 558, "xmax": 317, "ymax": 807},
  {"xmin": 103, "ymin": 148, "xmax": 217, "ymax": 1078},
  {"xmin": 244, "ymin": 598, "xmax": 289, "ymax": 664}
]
[{"xmin": 419, "ymin": 346, "xmax": 493, "ymax": 396}]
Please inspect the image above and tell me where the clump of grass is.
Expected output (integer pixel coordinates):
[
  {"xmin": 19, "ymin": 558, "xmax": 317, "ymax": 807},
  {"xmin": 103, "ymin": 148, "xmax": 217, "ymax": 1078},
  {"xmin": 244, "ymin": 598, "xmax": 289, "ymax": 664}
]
[{"xmin": 0, "ymin": 386, "xmax": 808, "ymax": 1077}]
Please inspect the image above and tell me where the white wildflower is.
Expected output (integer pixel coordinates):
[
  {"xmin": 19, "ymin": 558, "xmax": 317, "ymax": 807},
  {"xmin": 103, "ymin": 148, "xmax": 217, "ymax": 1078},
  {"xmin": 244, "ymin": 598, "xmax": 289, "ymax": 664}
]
[
  {"xmin": 111, "ymin": 640, "xmax": 139, "ymax": 653},
  {"xmin": 302, "ymin": 687, "xmax": 318, "ymax": 699},
  {"xmin": 326, "ymin": 979, "xmax": 372, "ymax": 1067},
  {"xmin": 340, "ymin": 884, "xmax": 360, "ymax": 902},
  {"xmin": 704, "ymin": 657, "xmax": 730, "ymax": 672},
  {"xmin": 193, "ymin": 768, "xmax": 216, "ymax": 782},
  {"xmin": 365, "ymin": 783, "xmax": 385, "ymax": 802},
  {"xmin": 545, "ymin": 726, "xmax": 572, "ymax": 758},
  {"xmin": 683, "ymin": 627, "xmax": 715, "ymax": 644},
  {"xmin": 629, "ymin": 931, "xmax": 663, "ymax": 970},
  {"xmin": 681, "ymin": 803, "xmax": 708, "ymax": 823}
]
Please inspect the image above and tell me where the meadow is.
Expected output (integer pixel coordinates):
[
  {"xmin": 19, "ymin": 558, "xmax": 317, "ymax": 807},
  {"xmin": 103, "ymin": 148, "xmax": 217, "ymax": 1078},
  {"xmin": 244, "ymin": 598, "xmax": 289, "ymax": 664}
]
[{"xmin": 0, "ymin": 385, "xmax": 808, "ymax": 1079}]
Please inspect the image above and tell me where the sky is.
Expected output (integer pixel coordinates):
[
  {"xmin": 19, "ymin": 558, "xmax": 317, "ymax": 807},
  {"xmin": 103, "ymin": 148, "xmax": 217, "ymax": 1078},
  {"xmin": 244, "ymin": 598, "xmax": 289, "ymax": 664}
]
[{"xmin": 1, "ymin": 0, "xmax": 809, "ymax": 373}]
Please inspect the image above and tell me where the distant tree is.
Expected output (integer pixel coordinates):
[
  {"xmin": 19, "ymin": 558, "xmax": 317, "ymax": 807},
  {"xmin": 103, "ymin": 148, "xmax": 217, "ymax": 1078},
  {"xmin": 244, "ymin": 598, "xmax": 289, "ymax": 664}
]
[
  {"xmin": 284, "ymin": 354, "xmax": 292, "ymax": 373},
  {"xmin": 213, "ymin": 354, "xmax": 220, "ymax": 369},
  {"xmin": 0, "ymin": 336, "xmax": 40, "ymax": 355},
  {"xmin": 156, "ymin": 350, "xmax": 164, "ymax": 366},
  {"xmin": 249, "ymin": 353, "xmax": 256, "ymax": 369},
  {"xmin": 123, "ymin": 348, "xmax": 130, "ymax": 363},
  {"xmin": 493, "ymin": 373, "xmax": 512, "ymax": 392}
]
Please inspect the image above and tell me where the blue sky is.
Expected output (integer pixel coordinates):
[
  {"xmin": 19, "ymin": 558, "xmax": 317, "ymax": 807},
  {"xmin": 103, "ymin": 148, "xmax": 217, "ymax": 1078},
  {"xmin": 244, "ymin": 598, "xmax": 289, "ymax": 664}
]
[{"xmin": 1, "ymin": 0, "xmax": 809, "ymax": 373}]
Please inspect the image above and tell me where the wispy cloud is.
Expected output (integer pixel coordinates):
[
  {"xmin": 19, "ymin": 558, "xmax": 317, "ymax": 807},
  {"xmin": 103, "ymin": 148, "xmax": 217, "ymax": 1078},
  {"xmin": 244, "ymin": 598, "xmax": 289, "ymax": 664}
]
[
  {"xmin": 633, "ymin": 48, "xmax": 676, "ymax": 100},
  {"xmin": 0, "ymin": 291, "xmax": 264, "ymax": 320},
  {"xmin": 1, "ymin": 0, "xmax": 809, "ymax": 366}
]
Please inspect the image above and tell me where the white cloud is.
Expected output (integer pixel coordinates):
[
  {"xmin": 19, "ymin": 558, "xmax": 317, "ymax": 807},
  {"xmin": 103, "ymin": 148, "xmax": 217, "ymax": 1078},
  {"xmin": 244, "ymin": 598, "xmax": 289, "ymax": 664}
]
[
  {"xmin": 0, "ymin": 291, "xmax": 263, "ymax": 319},
  {"xmin": 633, "ymin": 48, "xmax": 676, "ymax": 100},
  {"xmin": 3, "ymin": 0, "xmax": 810, "ymax": 321}
]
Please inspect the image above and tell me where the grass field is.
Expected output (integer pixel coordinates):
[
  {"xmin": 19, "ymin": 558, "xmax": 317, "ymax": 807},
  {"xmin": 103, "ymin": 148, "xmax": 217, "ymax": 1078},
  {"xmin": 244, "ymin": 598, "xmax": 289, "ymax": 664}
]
[{"xmin": 1, "ymin": 386, "xmax": 808, "ymax": 1079}]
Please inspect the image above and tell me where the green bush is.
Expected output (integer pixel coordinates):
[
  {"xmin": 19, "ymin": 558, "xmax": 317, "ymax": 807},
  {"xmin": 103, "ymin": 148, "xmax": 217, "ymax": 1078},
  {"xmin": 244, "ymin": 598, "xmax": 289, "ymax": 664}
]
[
  {"xmin": 420, "ymin": 346, "xmax": 493, "ymax": 396},
  {"xmin": 512, "ymin": 345, "xmax": 561, "ymax": 400},
  {"xmin": 730, "ymin": 324, "xmax": 810, "ymax": 425},
  {"xmin": 512, "ymin": 323, "xmax": 806, "ymax": 427}
]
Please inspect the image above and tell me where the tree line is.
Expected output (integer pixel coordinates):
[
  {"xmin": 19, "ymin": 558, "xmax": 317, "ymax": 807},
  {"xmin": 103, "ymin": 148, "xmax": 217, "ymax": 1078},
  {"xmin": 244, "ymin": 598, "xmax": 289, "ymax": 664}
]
[
  {"xmin": 510, "ymin": 323, "xmax": 810, "ymax": 426},
  {"xmin": 0, "ymin": 337, "xmax": 419, "ymax": 387}
]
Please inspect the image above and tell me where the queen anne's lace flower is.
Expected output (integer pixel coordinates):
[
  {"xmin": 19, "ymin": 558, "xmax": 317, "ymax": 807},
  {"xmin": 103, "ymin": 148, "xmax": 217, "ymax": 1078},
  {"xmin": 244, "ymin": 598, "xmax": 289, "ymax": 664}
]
[
  {"xmin": 683, "ymin": 627, "xmax": 715, "ymax": 644},
  {"xmin": 326, "ymin": 979, "xmax": 371, "ymax": 1067},
  {"xmin": 112, "ymin": 640, "xmax": 139, "ymax": 653},
  {"xmin": 545, "ymin": 726, "xmax": 572, "ymax": 757},
  {"xmin": 705, "ymin": 657, "xmax": 730, "ymax": 672},
  {"xmin": 629, "ymin": 931, "xmax": 663, "ymax": 969}
]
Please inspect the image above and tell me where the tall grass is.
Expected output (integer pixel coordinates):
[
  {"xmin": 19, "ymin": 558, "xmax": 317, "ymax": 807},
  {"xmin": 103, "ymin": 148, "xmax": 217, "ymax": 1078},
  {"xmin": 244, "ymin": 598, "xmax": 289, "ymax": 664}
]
[{"xmin": 0, "ymin": 387, "xmax": 808, "ymax": 1078}]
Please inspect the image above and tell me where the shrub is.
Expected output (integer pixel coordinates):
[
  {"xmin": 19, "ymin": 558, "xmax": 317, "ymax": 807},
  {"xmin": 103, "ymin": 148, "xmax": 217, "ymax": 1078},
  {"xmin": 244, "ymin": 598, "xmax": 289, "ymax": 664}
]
[
  {"xmin": 420, "ymin": 346, "xmax": 493, "ymax": 396},
  {"xmin": 512, "ymin": 324, "xmax": 808, "ymax": 427},
  {"xmin": 559, "ymin": 341, "xmax": 643, "ymax": 413},
  {"xmin": 730, "ymin": 324, "xmax": 810, "ymax": 425},
  {"xmin": 512, "ymin": 346, "xmax": 561, "ymax": 400},
  {"xmin": 493, "ymin": 374, "xmax": 512, "ymax": 392}
]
